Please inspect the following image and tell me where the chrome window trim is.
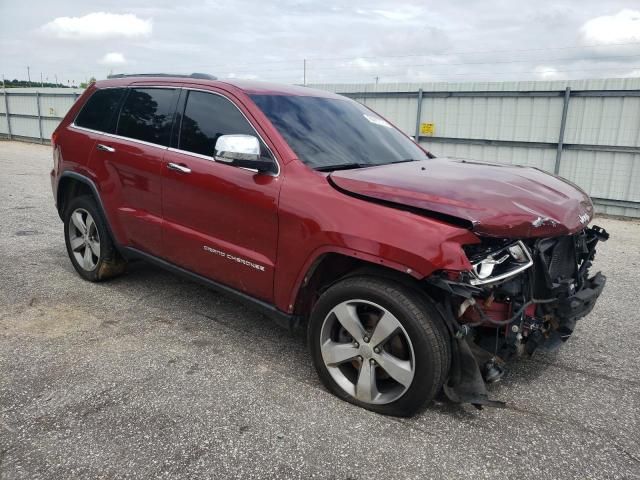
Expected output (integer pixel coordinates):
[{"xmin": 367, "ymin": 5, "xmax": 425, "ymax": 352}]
[
  {"xmin": 70, "ymin": 85, "xmax": 281, "ymax": 176},
  {"xmin": 70, "ymin": 123, "xmax": 169, "ymax": 151},
  {"xmin": 167, "ymin": 147, "xmax": 214, "ymax": 162},
  {"xmin": 167, "ymin": 148, "xmax": 260, "ymax": 173}
]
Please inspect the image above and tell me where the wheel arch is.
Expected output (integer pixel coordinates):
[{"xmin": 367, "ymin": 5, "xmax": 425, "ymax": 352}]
[
  {"xmin": 57, "ymin": 171, "xmax": 119, "ymax": 248},
  {"xmin": 290, "ymin": 250, "xmax": 429, "ymax": 320}
]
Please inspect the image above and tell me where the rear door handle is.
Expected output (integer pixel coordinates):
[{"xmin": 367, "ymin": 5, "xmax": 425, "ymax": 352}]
[
  {"xmin": 167, "ymin": 162, "xmax": 192, "ymax": 174},
  {"xmin": 96, "ymin": 143, "xmax": 115, "ymax": 153}
]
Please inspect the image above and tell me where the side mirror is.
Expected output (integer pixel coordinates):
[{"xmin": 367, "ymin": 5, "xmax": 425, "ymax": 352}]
[{"xmin": 214, "ymin": 134, "xmax": 275, "ymax": 173}]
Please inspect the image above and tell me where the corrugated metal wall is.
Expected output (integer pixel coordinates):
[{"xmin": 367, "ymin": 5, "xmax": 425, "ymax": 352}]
[
  {"xmin": 0, "ymin": 88, "xmax": 82, "ymax": 142},
  {"xmin": 312, "ymin": 78, "xmax": 640, "ymax": 218},
  {"xmin": 2, "ymin": 81, "xmax": 640, "ymax": 217}
]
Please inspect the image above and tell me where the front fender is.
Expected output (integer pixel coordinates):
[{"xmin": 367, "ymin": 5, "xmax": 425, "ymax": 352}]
[{"xmin": 281, "ymin": 232, "xmax": 474, "ymax": 314}]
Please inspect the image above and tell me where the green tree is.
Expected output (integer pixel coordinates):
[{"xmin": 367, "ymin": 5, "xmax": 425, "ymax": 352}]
[{"xmin": 79, "ymin": 77, "xmax": 97, "ymax": 89}]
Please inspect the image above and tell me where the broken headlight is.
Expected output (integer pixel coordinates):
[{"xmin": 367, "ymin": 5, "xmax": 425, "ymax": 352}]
[{"xmin": 464, "ymin": 240, "xmax": 533, "ymax": 285}]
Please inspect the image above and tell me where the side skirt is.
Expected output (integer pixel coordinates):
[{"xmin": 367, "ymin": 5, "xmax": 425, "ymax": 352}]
[{"xmin": 123, "ymin": 247, "xmax": 301, "ymax": 332}]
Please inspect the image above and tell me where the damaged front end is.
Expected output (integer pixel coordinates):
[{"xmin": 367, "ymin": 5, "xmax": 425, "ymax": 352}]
[{"xmin": 427, "ymin": 225, "xmax": 609, "ymax": 407}]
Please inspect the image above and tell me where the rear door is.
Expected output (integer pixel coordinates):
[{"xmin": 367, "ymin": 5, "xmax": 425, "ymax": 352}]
[
  {"xmin": 67, "ymin": 87, "xmax": 125, "ymax": 173},
  {"xmin": 161, "ymin": 89, "xmax": 281, "ymax": 301},
  {"xmin": 88, "ymin": 87, "xmax": 179, "ymax": 256}
]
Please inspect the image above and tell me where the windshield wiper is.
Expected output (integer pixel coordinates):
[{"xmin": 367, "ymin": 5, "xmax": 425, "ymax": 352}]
[
  {"xmin": 390, "ymin": 158, "xmax": 417, "ymax": 164},
  {"xmin": 315, "ymin": 158, "xmax": 419, "ymax": 172},
  {"xmin": 315, "ymin": 163, "xmax": 368, "ymax": 172}
]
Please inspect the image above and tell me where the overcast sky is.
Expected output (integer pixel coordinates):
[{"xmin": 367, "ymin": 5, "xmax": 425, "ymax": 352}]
[{"xmin": 2, "ymin": 0, "xmax": 640, "ymax": 86}]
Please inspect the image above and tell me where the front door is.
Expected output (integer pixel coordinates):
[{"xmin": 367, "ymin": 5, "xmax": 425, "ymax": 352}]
[{"xmin": 161, "ymin": 90, "xmax": 281, "ymax": 302}]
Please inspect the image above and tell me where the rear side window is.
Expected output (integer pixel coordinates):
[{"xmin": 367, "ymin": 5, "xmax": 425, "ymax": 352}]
[
  {"xmin": 178, "ymin": 91, "xmax": 255, "ymax": 156},
  {"xmin": 117, "ymin": 88, "xmax": 177, "ymax": 146},
  {"xmin": 75, "ymin": 88, "xmax": 124, "ymax": 132}
]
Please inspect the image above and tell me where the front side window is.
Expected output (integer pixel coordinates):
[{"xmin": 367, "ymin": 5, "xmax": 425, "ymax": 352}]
[
  {"xmin": 250, "ymin": 94, "xmax": 429, "ymax": 170},
  {"xmin": 178, "ymin": 90, "xmax": 255, "ymax": 157},
  {"xmin": 75, "ymin": 88, "xmax": 125, "ymax": 132},
  {"xmin": 117, "ymin": 88, "xmax": 176, "ymax": 146}
]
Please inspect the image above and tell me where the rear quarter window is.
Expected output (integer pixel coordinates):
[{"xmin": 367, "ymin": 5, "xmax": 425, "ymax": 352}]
[
  {"xmin": 74, "ymin": 88, "xmax": 125, "ymax": 133},
  {"xmin": 116, "ymin": 88, "xmax": 177, "ymax": 146}
]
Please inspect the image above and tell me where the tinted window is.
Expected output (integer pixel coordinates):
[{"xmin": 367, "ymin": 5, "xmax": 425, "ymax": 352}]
[
  {"xmin": 117, "ymin": 88, "xmax": 176, "ymax": 146},
  {"xmin": 75, "ymin": 88, "xmax": 124, "ymax": 132},
  {"xmin": 179, "ymin": 91, "xmax": 255, "ymax": 157},
  {"xmin": 250, "ymin": 94, "xmax": 429, "ymax": 170}
]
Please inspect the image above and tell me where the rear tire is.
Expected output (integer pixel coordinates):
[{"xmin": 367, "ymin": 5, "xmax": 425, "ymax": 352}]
[
  {"xmin": 63, "ymin": 195, "xmax": 126, "ymax": 281},
  {"xmin": 308, "ymin": 276, "xmax": 449, "ymax": 416}
]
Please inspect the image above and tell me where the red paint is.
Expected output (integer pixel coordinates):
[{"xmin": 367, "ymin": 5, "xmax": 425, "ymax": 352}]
[
  {"xmin": 90, "ymin": 136, "xmax": 165, "ymax": 255},
  {"xmin": 162, "ymin": 149, "xmax": 280, "ymax": 301},
  {"xmin": 51, "ymin": 76, "xmax": 596, "ymax": 315},
  {"xmin": 461, "ymin": 299, "xmax": 511, "ymax": 325},
  {"xmin": 330, "ymin": 158, "xmax": 594, "ymax": 238}
]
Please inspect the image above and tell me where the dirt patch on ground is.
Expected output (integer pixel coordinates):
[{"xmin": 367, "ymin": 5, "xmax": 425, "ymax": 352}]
[{"xmin": 0, "ymin": 302, "xmax": 102, "ymax": 338}]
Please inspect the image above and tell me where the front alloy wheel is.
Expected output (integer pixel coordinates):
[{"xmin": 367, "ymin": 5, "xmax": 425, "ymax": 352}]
[
  {"xmin": 309, "ymin": 276, "xmax": 449, "ymax": 416},
  {"xmin": 320, "ymin": 299, "xmax": 415, "ymax": 405}
]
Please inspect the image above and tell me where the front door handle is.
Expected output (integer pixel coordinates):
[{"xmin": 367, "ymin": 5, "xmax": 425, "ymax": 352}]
[
  {"xmin": 167, "ymin": 162, "xmax": 192, "ymax": 174},
  {"xmin": 96, "ymin": 143, "xmax": 115, "ymax": 153}
]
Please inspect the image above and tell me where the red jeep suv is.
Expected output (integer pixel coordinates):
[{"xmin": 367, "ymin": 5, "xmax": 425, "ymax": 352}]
[{"xmin": 51, "ymin": 73, "xmax": 608, "ymax": 416}]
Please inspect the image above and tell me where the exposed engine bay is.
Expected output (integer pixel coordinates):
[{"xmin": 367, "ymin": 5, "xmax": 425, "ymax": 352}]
[{"xmin": 427, "ymin": 225, "xmax": 609, "ymax": 406}]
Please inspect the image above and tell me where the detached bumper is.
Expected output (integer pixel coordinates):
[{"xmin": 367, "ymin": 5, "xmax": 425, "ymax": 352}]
[
  {"xmin": 556, "ymin": 272, "xmax": 606, "ymax": 324},
  {"xmin": 527, "ymin": 272, "xmax": 606, "ymax": 353}
]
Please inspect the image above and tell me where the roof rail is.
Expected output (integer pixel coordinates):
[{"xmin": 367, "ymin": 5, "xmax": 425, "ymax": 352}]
[{"xmin": 107, "ymin": 73, "xmax": 217, "ymax": 80}]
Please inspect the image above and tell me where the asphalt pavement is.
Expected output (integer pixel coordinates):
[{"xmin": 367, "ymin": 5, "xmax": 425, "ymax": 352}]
[{"xmin": 0, "ymin": 140, "xmax": 639, "ymax": 479}]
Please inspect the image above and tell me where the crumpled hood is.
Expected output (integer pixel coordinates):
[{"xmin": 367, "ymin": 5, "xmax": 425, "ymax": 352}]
[{"xmin": 329, "ymin": 158, "xmax": 594, "ymax": 238}]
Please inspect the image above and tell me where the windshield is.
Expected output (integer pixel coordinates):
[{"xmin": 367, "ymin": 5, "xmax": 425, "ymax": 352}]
[{"xmin": 250, "ymin": 94, "xmax": 430, "ymax": 170}]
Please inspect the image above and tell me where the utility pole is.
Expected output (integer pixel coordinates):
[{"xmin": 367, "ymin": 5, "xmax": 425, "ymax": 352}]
[
  {"xmin": 54, "ymin": 74, "xmax": 58, "ymax": 87},
  {"xmin": 27, "ymin": 66, "xmax": 31, "ymax": 87},
  {"xmin": 40, "ymin": 72, "xmax": 44, "ymax": 88},
  {"xmin": 303, "ymin": 59, "xmax": 306, "ymax": 86},
  {"xmin": 375, "ymin": 76, "xmax": 379, "ymax": 85},
  {"xmin": 2, "ymin": 74, "xmax": 5, "ymax": 89}
]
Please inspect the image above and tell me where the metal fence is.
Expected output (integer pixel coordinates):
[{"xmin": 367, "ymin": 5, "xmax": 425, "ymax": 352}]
[
  {"xmin": 0, "ymin": 88, "xmax": 83, "ymax": 143},
  {"xmin": 2, "ymin": 80, "xmax": 640, "ymax": 217},
  {"xmin": 313, "ymin": 78, "xmax": 640, "ymax": 218}
]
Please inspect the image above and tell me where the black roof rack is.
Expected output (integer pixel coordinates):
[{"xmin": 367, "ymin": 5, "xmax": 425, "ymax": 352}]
[{"xmin": 107, "ymin": 72, "xmax": 217, "ymax": 80}]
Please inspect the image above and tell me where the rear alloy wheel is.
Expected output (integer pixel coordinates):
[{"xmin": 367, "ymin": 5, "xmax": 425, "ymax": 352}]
[
  {"xmin": 309, "ymin": 276, "xmax": 449, "ymax": 416},
  {"xmin": 64, "ymin": 195, "xmax": 126, "ymax": 281},
  {"xmin": 68, "ymin": 208, "xmax": 101, "ymax": 271}
]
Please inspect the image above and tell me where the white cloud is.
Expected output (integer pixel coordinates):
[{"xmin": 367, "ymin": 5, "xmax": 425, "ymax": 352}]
[
  {"xmin": 533, "ymin": 65, "xmax": 565, "ymax": 80},
  {"xmin": 99, "ymin": 52, "xmax": 127, "ymax": 66},
  {"xmin": 372, "ymin": 8, "xmax": 421, "ymax": 22},
  {"xmin": 581, "ymin": 9, "xmax": 640, "ymax": 44},
  {"xmin": 351, "ymin": 58, "xmax": 379, "ymax": 70},
  {"xmin": 41, "ymin": 12, "xmax": 152, "ymax": 40},
  {"xmin": 226, "ymin": 73, "xmax": 259, "ymax": 80},
  {"xmin": 8, "ymin": 1, "xmax": 640, "ymax": 85}
]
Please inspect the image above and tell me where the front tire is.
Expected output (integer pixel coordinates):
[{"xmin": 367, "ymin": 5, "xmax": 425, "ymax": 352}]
[
  {"xmin": 308, "ymin": 276, "xmax": 449, "ymax": 416},
  {"xmin": 63, "ymin": 195, "xmax": 126, "ymax": 281}
]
